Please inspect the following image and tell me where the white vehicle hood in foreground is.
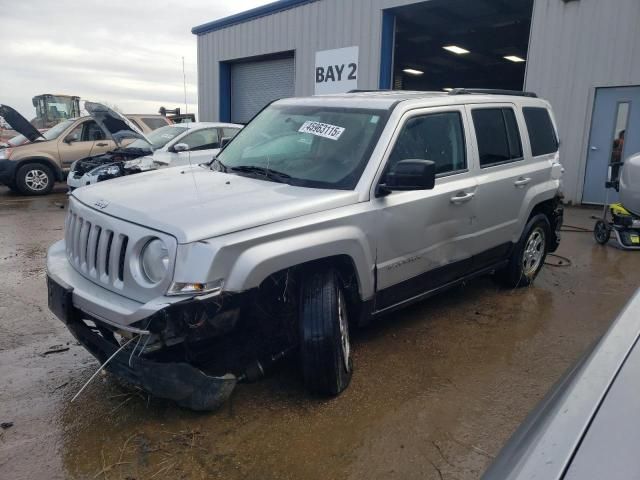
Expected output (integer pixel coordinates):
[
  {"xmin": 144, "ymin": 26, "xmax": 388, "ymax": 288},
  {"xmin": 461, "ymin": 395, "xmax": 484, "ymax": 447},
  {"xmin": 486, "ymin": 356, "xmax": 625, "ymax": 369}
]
[{"xmin": 72, "ymin": 166, "xmax": 360, "ymax": 243}]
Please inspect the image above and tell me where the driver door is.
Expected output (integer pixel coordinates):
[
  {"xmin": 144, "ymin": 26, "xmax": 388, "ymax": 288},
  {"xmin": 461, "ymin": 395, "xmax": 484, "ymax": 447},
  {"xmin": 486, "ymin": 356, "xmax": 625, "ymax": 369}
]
[
  {"xmin": 57, "ymin": 120, "xmax": 108, "ymax": 167},
  {"xmin": 171, "ymin": 128, "xmax": 221, "ymax": 166},
  {"xmin": 373, "ymin": 106, "xmax": 480, "ymax": 311}
]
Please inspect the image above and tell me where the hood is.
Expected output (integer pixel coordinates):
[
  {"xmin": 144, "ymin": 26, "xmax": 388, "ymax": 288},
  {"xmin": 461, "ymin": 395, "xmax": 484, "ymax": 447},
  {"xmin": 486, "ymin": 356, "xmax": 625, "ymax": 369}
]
[
  {"xmin": 85, "ymin": 102, "xmax": 152, "ymax": 147},
  {"xmin": 72, "ymin": 167, "xmax": 360, "ymax": 243},
  {"xmin": 0, "ymin": 105, "xmax": 44, "ymax": 142}
]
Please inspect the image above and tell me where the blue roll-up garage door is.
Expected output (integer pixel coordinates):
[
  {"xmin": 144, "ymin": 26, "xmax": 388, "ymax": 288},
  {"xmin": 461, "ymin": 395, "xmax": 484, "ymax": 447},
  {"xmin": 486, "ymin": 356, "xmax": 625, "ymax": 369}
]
[{"xmin": 230, "ymin": 56, "xmax": 295, "ymax": 124}]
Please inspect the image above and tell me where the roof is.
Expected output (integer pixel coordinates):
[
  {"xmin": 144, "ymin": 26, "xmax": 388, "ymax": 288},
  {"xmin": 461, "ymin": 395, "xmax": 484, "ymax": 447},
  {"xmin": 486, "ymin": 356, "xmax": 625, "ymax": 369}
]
[
  {"xmin": 168, "ymin": 122, "xmax": 243, "ymax": 129},
  {"xmin": 275, "ymin": 90, "xmax": 547, "ymax": 110},
  {"xmin": 192, "ymin": 0, "xmax": 318, "ymax": 35}
]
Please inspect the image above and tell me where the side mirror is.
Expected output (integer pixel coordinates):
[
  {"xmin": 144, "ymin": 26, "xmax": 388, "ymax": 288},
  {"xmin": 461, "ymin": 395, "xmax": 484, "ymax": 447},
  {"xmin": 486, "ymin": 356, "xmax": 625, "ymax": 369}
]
[
  {"xmin": 220, "ymin": 137, "xmax": 233, "ymax": 149},
  {"xmin": 380, "ymin": 159, "xmax": 436, "ymax": 194},
  {"xmin": 64, "ymin": 133, "xmax": 80, "ymax": 144},
  {"xmin": 173, "ymin": 143, "xmax": 189, "ymax": 153}
]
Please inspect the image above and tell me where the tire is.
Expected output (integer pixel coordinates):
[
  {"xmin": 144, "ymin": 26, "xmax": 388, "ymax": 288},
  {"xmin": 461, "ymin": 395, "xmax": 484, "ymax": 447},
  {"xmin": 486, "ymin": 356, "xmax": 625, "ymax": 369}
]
[
  {"xmin": 299, "ymin": 268, "xmax": 353, "ymax": 396},
  {"xmin": 15, "ymin": 163, "xmax": 55, "ymax": 195},
  {"xmin": 499, "ymin": 214, "xmax": 551, "ymax": 288},
  {"xmin": 594, "ymin": 220, "xmax": 611, "ymax": 245}
]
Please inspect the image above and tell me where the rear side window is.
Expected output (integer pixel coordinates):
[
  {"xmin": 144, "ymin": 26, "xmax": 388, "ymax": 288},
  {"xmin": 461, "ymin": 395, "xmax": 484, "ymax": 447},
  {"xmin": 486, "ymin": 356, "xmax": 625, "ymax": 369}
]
[
  {"xmin": 523, "ymin": 107, "xmax": 558, "ymax": 156},
  {"xmin": 222, "ymin": 127, "xmax": 240, "ymax": 139},
  {"xmin": 472, "ymin": 108, "xmax": 523, "ymax": 167},
  {"xmin": 142, "ymin": 117, "xmax": 170, "ymax": 130}
]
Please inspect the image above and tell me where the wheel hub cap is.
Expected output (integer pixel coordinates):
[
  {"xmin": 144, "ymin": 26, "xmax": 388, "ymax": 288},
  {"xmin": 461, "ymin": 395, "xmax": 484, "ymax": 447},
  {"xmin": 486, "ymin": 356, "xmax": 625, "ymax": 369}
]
[
  {"xmin": 337, "ymin": 290, "xmax": 351, "ymax": 372},
  {"xmin": 25, "ymin": 169, "xmax": 49, "ymax": 191},
  {"xmin": 522, "ymin": 227, "xmax": 545, "ymax": 276}
]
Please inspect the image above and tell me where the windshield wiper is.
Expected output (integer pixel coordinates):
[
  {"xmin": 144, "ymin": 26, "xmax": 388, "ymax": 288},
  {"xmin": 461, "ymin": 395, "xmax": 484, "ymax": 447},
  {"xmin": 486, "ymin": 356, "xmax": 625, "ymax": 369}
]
[{"xmin": 229, "ymin": 165, "xmax": 292, "ymax": 183}]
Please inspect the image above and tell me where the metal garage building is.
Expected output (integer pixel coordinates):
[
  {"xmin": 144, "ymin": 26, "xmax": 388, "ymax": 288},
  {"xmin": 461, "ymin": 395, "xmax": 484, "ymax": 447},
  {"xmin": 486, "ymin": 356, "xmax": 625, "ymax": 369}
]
[{"xmin": 193, "ymin": 0, "xmax": 640, "ymax": 204}]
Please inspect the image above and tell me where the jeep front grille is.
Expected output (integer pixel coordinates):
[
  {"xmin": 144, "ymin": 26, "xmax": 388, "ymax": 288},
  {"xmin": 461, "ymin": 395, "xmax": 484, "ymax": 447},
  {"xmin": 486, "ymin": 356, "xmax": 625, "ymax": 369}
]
[{"xmin": 65, "ymin": 210, "xmax": 129, "ymax": 289}]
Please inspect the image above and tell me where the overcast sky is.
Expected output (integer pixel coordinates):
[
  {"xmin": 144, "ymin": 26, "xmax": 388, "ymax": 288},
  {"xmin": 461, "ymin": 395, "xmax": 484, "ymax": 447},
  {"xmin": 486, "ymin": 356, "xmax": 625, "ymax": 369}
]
[{"xmin": 0, "ymin": 0, "xmax": 270, "ymax": 120}]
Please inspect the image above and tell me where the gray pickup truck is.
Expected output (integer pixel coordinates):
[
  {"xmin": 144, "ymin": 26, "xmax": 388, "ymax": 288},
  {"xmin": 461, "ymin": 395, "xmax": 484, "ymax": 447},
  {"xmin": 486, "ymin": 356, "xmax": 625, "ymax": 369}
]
[{"xmin": 46, "ymin": 89, "xmax": 564, "ymax": 410}]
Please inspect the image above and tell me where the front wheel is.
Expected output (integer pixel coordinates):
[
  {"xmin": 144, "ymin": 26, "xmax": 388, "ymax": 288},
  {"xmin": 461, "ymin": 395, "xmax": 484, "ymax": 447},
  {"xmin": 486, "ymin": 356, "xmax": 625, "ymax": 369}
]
[
  {"xmin": 499, "ymin": 214, "xmax": 550, "ymax": 288},
  {"xmin": 16, "ymin": 163, "xmax": 55, "ymax": 195},
  {"xmin": 299, "ymin": 268, "xmax": 353, "ymax": 396}
]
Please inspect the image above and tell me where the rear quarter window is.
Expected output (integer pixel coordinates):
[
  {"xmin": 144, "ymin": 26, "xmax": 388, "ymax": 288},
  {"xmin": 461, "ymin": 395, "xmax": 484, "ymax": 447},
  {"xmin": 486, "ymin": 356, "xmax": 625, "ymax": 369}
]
[
  {"xmin": 142, "ymin": 117, "xmax": 171, "ymax": 131},
  {"xmin": 523, "ymin": 107, "xmax": 559, "ymax": 156}
]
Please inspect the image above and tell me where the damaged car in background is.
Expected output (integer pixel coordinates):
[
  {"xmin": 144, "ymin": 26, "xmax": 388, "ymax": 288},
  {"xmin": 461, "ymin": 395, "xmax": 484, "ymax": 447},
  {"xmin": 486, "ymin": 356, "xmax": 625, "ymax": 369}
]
[
  {"xmin": 67, "ymin": 102, "xmax": 242, "ymax": 190},
  {"xmin": 0, "ymin": 103, "xmax": 192, "ymax": 195},
  {"xmin": 46, "ymin": 89, "xmax": 564, "ymax": 411}
]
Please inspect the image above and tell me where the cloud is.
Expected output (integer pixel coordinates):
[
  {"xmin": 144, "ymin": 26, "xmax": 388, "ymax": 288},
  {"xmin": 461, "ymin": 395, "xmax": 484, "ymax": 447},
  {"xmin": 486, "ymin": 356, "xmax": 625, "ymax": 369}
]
[{"xmin": 0, "ymin": 0, "xmax": 270, "ymax": 120}]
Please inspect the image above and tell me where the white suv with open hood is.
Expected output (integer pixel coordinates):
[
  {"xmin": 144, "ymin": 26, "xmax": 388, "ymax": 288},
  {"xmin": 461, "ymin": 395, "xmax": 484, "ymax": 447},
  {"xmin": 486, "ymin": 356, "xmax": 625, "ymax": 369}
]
[{"xmin": 66, "ymin": 103, "xmax": 241, "ymax": 190}]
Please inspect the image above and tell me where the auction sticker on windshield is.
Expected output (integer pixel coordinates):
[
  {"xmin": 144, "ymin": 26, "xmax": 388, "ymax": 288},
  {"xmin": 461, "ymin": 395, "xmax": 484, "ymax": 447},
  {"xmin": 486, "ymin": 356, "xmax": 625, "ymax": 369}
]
[{"xmin": 298, "ymin": 121, "xmax": 345, "ymax": 141}]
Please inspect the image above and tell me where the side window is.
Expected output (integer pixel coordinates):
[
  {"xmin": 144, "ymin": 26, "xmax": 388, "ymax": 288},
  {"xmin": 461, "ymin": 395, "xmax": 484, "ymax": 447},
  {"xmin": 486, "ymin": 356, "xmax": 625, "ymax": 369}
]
[
  {"xmin": 65, "ymin": 124, "xmax": 84, "ymax": 142},
  {"xmin": 388, "ymin": 111, "xmax": 467, "ymax": 175},
  {"xmin": 471, "ymin": 108, "xmax": 523, "ymax": 167},
  {"xmin": 523, "ymin": 107, "xmax": 558, "ymax": 156},
  {"xmin": 82, "ymin": 120, "xmax": 105, "ymax": 141},
  {"xmin": 221, "ymin": 127, "xmax": 240, "ymax": 139},
  {"xmin": 181, "ymin": 128, "xmax": 220, "ymax": 151}
]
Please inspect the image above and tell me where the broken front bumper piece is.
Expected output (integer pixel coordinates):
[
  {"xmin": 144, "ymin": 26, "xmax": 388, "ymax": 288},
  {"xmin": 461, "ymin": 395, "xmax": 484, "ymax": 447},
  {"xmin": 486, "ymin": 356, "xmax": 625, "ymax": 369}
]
[{"xmin": 47, "ymin": 275, "xmax": 237, "ymax": 411}]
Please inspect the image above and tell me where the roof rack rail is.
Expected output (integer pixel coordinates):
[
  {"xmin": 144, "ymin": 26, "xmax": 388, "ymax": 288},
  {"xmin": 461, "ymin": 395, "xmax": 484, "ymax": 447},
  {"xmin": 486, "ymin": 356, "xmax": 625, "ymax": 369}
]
[
  {"xmin": 448, "ymin": 88, "xmax": 538, "ymax": 98},
  {"xmin": 347, "ymin": 89, "xmax": 391, "ymax": 93}
]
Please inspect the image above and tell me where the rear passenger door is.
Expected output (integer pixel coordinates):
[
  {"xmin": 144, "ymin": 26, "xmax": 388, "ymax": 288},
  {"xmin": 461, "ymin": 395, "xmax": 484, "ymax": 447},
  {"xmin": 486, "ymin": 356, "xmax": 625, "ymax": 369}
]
[{"xmin": 466, "ymin": 104, "xmax": 547, "ymax": 266}]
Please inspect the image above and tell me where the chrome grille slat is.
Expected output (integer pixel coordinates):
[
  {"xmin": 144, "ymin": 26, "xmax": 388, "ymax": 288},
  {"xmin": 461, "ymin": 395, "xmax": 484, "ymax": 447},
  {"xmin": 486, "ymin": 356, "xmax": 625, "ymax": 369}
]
[
  {"xmin": 79, "ymin": 221, "xmax": 91, "ymax": 268},
  {"xmin": 87, "ymin": 225, "xmax": 99, "ymax": 275}
]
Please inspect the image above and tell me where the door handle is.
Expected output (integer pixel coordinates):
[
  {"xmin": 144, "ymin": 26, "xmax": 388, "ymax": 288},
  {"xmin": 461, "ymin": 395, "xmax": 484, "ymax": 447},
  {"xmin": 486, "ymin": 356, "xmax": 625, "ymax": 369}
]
[
  {"xmin": 96, "ymin": 142, "xmax": 108, "ymax": 147},
  {"xmin": 450, "ymin": 191, "xmax": 475, "ymax": 204},
  {"xmin": 514, "ymin": 177, "xmax": 531, "ymax": 187},
  {"xmin": 590, "ymin": 146, "xmax": 598, "ymax": 151}
]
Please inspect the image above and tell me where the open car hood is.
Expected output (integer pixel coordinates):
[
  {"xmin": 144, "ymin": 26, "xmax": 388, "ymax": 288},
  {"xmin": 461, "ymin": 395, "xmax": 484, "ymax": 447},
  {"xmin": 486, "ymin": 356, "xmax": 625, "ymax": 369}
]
[
  {"xmin": 85, "ymin": 102, "xmax": 152, "ymax": 147},
  {"xmin": 0, "ymin": 104, "xmax": 44, "ymax": 143}
]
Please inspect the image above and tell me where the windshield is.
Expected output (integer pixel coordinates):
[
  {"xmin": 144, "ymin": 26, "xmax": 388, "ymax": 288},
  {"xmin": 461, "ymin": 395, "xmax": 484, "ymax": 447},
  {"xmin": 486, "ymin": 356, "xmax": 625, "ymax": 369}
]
[
  {"xmin": 218, "ymin": 105, "xmax": 388, "ymax": 189},
  {"xmin": 42, "ymin": 119, "xmax": 75, "ymax": 140},
  {"xmin": 8, "ymin": 119, "xmax": 74, "ymax": 145},
  {"xmin": 126, "ymin": 125, "xmax": 188, "ymax": 151}
]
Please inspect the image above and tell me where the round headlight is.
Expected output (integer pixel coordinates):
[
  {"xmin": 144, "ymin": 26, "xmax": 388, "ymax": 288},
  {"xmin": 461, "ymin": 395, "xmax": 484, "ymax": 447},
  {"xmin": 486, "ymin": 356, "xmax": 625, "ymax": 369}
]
[{"xmin": 141, "ymin": 238, "xmax": 169, "ymax": 284}]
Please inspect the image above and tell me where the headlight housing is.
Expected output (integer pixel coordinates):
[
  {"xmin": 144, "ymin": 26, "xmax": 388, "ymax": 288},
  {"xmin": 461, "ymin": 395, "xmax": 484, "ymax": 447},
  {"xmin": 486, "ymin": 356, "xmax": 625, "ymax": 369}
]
[
  {"xmin": 140, "ymin": 238, "xmax": 169, "ymax": 284},
  {"xmin": 167, "ymin": 278, "xmax": 224, "ymax": 297},
  {"xmin": 91, "ymin": 164, "xmax": 121, "ymax": 178},
  {"xmin": 0, "ymin": 148, "xmax": 12, "ymax": 160}
]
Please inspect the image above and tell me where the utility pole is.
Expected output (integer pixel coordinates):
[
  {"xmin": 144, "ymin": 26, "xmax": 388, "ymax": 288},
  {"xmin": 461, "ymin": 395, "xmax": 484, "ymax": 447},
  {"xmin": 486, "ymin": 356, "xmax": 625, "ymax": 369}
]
[{"xmin": 182, "ymin": 56, "xmax": 188, "ymax": 114}]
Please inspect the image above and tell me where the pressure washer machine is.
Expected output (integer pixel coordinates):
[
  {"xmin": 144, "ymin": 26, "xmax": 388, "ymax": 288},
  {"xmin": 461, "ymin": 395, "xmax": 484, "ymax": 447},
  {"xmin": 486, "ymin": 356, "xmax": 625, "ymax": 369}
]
[{"xmin": 594, "ymin": 153, "xmax": 640, "ymax": 249}]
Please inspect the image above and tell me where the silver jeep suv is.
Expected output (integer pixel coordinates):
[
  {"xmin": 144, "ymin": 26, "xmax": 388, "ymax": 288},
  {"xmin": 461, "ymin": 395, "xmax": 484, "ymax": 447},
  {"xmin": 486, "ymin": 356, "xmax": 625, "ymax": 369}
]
[{"xmin": 46, "ymin": 89, "xmax": 564, "ymax": 410}]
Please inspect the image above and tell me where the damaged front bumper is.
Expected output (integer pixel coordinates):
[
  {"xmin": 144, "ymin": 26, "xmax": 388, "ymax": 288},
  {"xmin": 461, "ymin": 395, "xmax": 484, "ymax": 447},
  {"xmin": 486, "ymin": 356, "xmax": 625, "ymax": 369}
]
[{"xmin": 47, "ymin": 274, "xmax": 239, "ymax": 411}]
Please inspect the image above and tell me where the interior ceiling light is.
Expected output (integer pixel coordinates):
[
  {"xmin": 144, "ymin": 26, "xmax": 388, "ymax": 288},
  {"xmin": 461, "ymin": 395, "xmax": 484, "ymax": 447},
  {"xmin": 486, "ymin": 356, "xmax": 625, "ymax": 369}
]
[
  {"xmin": 443, "ymin": 45, "xmax": 469, "ymax": 55},
  {"xmin": 403, "ymin": 68, "xmax": 424, "ymax": 76},
  {"xmin": 504, "ymin": 55, "xmax": 526, "ymax": 63}
]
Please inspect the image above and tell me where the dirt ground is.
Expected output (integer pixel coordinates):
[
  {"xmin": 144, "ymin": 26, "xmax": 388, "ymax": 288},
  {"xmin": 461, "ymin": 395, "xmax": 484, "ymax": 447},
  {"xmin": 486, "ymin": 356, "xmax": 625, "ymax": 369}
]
[{"xmin": 1, "ymin": 183, "xmax": 639, "ymax": 480}]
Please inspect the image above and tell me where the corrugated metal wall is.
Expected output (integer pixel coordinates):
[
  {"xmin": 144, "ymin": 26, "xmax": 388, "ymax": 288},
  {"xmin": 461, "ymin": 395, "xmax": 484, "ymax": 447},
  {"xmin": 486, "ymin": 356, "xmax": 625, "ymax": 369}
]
[
  {"xmin": 196, "ymin": 0, "xmax": 420, "ymax": 122},
  {"xmin": 196, "ymin": 0, "xmax": 640, "ymax": 203},
  {"xmin": 525, "ymin": 0, "xmax": 640, "ymax": 203}
]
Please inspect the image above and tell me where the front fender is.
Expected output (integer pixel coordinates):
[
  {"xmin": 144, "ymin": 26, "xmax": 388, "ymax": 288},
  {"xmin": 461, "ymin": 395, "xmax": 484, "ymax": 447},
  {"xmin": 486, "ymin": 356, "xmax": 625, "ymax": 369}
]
[{"xmin": 224, "ymin": 226, "xmax": 375, "ymax": 300}]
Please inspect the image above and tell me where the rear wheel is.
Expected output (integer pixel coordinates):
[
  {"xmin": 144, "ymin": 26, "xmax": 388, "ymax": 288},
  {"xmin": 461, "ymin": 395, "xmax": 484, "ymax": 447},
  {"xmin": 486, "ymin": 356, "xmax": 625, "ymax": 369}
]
[
  {"xmin": 499, "ymin": 214, "xmax": 550, "ymax": 288},
  {"xmin": 16, "ymin": 163, "xmax": 54, "ymax": 195},
  {"xmin": 299, "ymin": 268, "xmax": 353, "ymax": 396},
  {"xmin": 594, "ymin": 220, "xmax": 611, "ymax": 245}
]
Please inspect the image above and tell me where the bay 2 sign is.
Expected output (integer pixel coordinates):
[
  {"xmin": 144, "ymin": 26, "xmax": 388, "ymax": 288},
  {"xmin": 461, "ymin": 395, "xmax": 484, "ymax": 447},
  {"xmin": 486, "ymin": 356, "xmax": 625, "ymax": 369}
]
[{"xmin": 315, "ymin": 46, "xmax": 359, "ymax": 95}]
